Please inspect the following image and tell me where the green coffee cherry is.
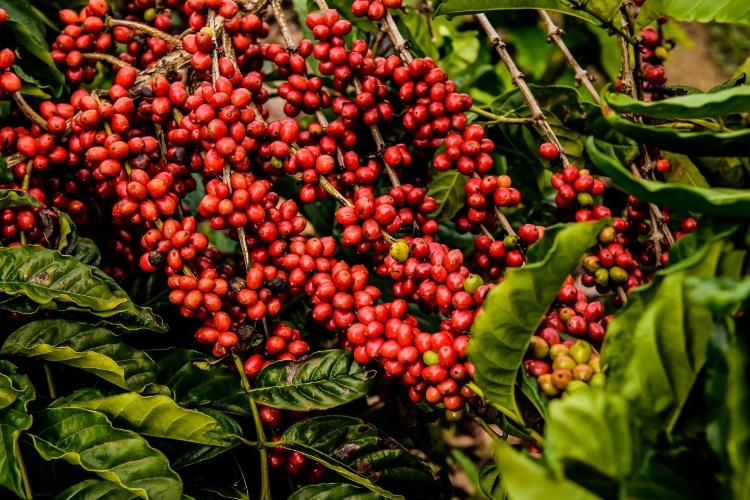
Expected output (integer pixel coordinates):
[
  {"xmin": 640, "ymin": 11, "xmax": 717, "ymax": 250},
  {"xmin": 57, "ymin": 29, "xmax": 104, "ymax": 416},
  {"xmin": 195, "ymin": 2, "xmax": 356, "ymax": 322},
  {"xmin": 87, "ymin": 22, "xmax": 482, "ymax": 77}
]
[
  {"xmin": 589, "ymin": 356, "xmax": 602, "ymax": 373},
  {"xmin": 390, "ymin": 239, "xmax": 410, "ymax": 262},
  {"xmin": 609, "ymin": 266, "xmax": 628, "ymax": 283},
  {"xmin": 595, "ymin": 267, "xmax": 610, "ymax": 286},
  {"xmin": 570, "ymin": 340, "xmax": 592, "ymax": 364},
  {"xmin": 583, "ymin": 255, "xmax": 601, "ymax": 273},
  {"xmin": 590, "ymin": 373, "xmax": 606, "ymax": 387},
  {"xmin": 549, "ymin": 343, "xmax": 569, "ymax": 360},
  {"xmin": 598, "ymin": 226, "xmax": 616, "ymax": 244},
  {"xmin": 144, "ymin": 7, "xmax": 157, "ymax": 20},
  {"xmin": 527, "ymin": 336, "xmax": 549, "ymax": 359},
  {"xmin": 463, "ymin": 274, "xmax": 484, "ymax": 294},
  {"xmin": 445, "ymin": 409, "xmax": 464, "ymax": 422},
  {"xmin": 537, "ymin": 374, "xmax": 559, "ymax": 397},
  {"xmin": 503, "ymin": 234, "xmax": 518, "ymax": 249},
  {"xmin": 422, "ymin": 350, "xmax": 439, "ymax": 366},
  {"xmin": 577, "ymin": 192, "xmax": 594, "ymax": 207},
  {"xmin": 566, "ymin": 380, "xmax": 588, "ymax": 393},
  {"xmin": 553, "ymin": 354, "xmax": 576, "ymax": 371}
]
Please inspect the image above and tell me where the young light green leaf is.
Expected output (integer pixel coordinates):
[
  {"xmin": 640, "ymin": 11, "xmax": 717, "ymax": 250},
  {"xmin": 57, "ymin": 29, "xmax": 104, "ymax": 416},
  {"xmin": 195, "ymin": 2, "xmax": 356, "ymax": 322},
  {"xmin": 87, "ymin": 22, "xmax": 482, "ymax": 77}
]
[
  {"xmin": 468, "ymin": 220, "xmax": 607, "ymax": 421},
  {"xmin": 586, "ymin": 138, "xmax": 750, "ymax": 217},
  {"xmin": 0, "ymin": 361, "xmax": 34, "ymax": 499},
  {"xmin": 426, "ymin": 170, "xmax": 466, "ymax": 221},
  {"xmin": 64, "ymin": 392, "xmax": 236, "ymax": 446},
  {"xmin": 280, "ymin": 415, "xmax": 438, "ymax": 500},
  {"xmin": 602, "ymin": 84, "xmax": 750, "ymax": 119},
  {"xmin": 289, "ymin": 482, "xmax": 383, "ymax": 500},
  {"xmin": 249, "ymin": 350, "xmax": 375, "ymax": 411},
  {"xmin": 31, "ymin": 407, "xmax": 183, "ymax": 500},
  {"xmin": 493, "ymin": 441, "xmax": 599, "ymax": 500},
  {"xmin": 1, "ymin": 320, "xmax": 157, "ymax": 392},
  {"xmin": 636, "ymin": 0, "xmax": 750, "ymax": 29},
  {"xmin": 0, "ymin": 246, "xmax": 165, "ymax": 331}
]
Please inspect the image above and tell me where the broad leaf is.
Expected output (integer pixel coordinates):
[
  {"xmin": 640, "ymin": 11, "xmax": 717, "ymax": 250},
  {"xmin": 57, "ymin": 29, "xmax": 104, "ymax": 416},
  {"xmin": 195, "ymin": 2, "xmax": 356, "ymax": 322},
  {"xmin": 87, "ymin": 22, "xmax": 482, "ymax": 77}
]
[
  {"xmin": 602, "ymin": 84, "xmax": 750, "ymax": 119},
  {"xmin": 637, "ymin": 0, "xmax": 750, "ymax": 28},
  {"xmin": 156, "ymin": 349, "xmax": 248, "ymax": 416},
  {"xmin": 726, "ymin": 323, "xmax": 750, "ymax": 499},
  {"xmin": 662, "ymin": 153, "xmax": 710, "ymax": 188},
  {"xmin": 1, "ymin": 320, "xmax": 157, "ymax": 392},
  {"xmin": 289, "ymin": 482, "xmax": 383, "ymax": 499},
  {"xmin": 493, "ymin": 442, "xmax": 600, "ymax": 500},
  {"xmin": 0, "ymin": 361, "xmax": 34, "ymax": 499},
  {"xmin": 250, "ymin": 349, "xmax": 375, "ymax": 411},
  {"xmin": 586, "ymin": 138, "xmax": 750, "ymax": 217},
  {"xmin": 478, "ymin": 462, "xmax": 503, "ymax": 499},
  {"xmin": 426, "ymin": 170, "xmax": 466, "ymax": 221},
  {"xmin": 468, "ymin": 220, "xmax": 607, "ymax": 421},
  {"xmin": 171, "ymin": 409, "xmax": 243, "ymax": 469},
  {"xmin": 31, "ymin": 407, "xmax": 182, "ymax": 500},
  {"xmin": 65, "ymin": 392, "xmax": 236, "ymax": 446},
  {"xmin": 545, "ymin": 390, "xmax": 633, "ymax": 481},
  {"xmin": 0, "ymin": 189, "xmax": 40, "ymax": 209},
  {"xmin": 602, "ymin": 236, "xmax": 728, "ymax": 433},
  {"xmin": 0, "ymin": 246, "xmax": 165, "ymax": 331},
  {"xmin": 600, "ymin": 105, "xmax": 750, "ymax": 156},
  {"xmin": 433, "ymin": 0, "xmax": 616, "ymax": 27},
  {"xmin": 66, "ymin": 237, "xmax": 102, "ymax": 265},
  {"xmin": 280, "ymin": 415, "xmax": 437, "ymax": 499},
  {"xmin": 55, "ymin": 479, "xmax": 145, "ymax": 500}
]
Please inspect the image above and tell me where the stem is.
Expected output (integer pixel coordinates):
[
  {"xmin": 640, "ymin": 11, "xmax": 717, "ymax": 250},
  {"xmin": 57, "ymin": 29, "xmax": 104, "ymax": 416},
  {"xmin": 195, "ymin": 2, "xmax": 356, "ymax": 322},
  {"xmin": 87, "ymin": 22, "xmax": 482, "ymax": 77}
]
[
  {"xmin": 473, "ymin": 415, "xmax": 505, "ymax": 442},
  {"xmin": 11, "ymin": 93, "xmax": 47, "ymax": 129},
  {"xmin": 272, "ymin": 0, "xmax": 296, "ymax": 50},
  {"xmin": 616, "ymin": 285, "xmax": 628, "ymax": 304},
  {"xmin": 15, "ymin": 438, "xmax": 32, "ymax": 499},
  {"xmin": 44, "ymin": 364, "xmax": 57, "ymax": 399},
  {"xmin": 207, "ymin": 10, "xmax": 220, "ymax": 84},
  {"xmin": 476, "ymin": 14, "xmax": 571, "ymax": 166},
  {"xmin": 471, "ymin": 106, "xmax": 536, "ymax": 124},
  {"xmin": 538, "ymin": 11, "xmax": 600, "ymax": 104},
  {"xmin": 383, "ymin": 12, "xmax": 414, "ymax": 63},
  {"xmin": 106, "ymin": 17, "xmax": 180, "ymax": 46},
  {"xmin": 232, "ymin": 353, "xmax": 270, "ymax": 500},
  {"xmin": 82, "ymin": 53, "xmax": 136, "ymax": 70}
]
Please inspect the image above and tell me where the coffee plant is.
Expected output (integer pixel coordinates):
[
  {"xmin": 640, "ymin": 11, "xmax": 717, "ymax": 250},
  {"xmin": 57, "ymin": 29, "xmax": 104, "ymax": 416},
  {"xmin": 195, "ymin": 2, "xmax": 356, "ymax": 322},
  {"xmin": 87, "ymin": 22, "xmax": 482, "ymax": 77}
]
[{"xmin": 0, "ymin": 0, "xmax": 747, "ymax": 497}]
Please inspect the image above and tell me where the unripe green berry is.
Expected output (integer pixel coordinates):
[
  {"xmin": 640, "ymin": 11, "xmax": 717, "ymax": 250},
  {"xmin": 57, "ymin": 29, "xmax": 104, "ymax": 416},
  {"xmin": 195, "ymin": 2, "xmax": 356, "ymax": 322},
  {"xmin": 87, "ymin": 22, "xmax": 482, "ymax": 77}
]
[
  {"xmin": 463, "ymin": 273, "xmax": 484, "ymax": 294},
  {"xmin": 549, "ymin": 343, "xmax": 569, "ymax": 360},
  {"xmin": 609, "ymin": 266, "xmax": 628, "ymax": 282},
  {"xmin": 583, "ymin": 255, "xmax": 600, "ymax": 273},
  {"xmin": 599, "ymin": 226, "xmax": 616, "ymax": 244},
  {"xmin": 527, "ymin": 336, "xmax": 549, "ymax": 359},
  {"xmin": 390, "ymin": 239, "xmax": 410, "ymax": 262},
  {"xmin": 553, "ymin": 354, "xmax": 577, "ymax": 371},
  {"xmin": 537, "ymin": 373, "xmax": 559, "ymax": 397},
  {"xmin": 503, "ymin": 234, "xmax": 518, "ymax": 249},
  {"xmin": 570, "ymin": 340, "xmax": 592, "ymax": 364},
  {"xmin": 577, "ymin": 192, "xmax": 594, "ymax": 207},
  {"xmin": 566, "ymin": 380, "xmax": 588, "ymax": 393},
  {"xmin": 595, "ymin": 267, "xmax": 610, "ymax": 286},
  {"xmin": 445, "ymin": 409, "xmax": 464, "ymax": 422},
  {"xmin": 573, "ymin": 363, "xmax": 594, "ymax": 382},
  {"xmin": 589, "ymin": 356, "xmax": 602, "ymax": 373},
  {"xmin": 144, "ymin": 7, "xmax": 157, "ymax": 20},
  {"xmin": 422, "ymin": 350, "xmax": 439, "ymax": 366},
  {"xmin": 590, "ymin": 373, "xmax": 606, "ymax": 387}
]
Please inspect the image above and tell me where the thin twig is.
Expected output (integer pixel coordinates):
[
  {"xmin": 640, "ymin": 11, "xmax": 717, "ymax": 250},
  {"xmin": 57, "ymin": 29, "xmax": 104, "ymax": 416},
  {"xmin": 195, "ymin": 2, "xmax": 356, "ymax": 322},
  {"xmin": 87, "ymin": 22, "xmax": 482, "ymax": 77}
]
[
  {"xmin": 476, "ymin": 14, "xmax": 570, "ymax": 166},
  {"xmin": 82, "ymin": 52, "xmax": 137, "ymax": 70},
  {"xmin": 106, "ymin": 17, "xmax": 181, "ymax": 46},
  {"xmin": 538, "ymin": 11, "xmax": 600, "ymax": 104},
  {"xmin": 471, "ymin": 106, "xmax": 536, "ymax": 125},
  {"xmin": 11, "ymin": 93, "xmax": 47, "ymax": 129},
  {"xmin": 272, "ymin": 0, "xmax": 296, "ymax": 50}
]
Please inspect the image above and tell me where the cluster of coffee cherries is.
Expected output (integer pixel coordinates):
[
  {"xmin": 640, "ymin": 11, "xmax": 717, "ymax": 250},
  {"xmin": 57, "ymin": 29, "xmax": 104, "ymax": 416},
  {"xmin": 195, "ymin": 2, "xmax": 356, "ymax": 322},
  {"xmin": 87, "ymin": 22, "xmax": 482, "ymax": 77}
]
[
  {"xmin": 542, "ymin": 277, "xmax": 611, "ymax": 343},
  {"xmin": 525, "ymin": 335, "xmax": 604, "ymax": 398},
  {"xmin": 639, "ymin": 24, "xmax": 670, "ymax": 95},
  {"xmin": 351, "ymin": 0, "xmax": 402, "ymax": 21}
]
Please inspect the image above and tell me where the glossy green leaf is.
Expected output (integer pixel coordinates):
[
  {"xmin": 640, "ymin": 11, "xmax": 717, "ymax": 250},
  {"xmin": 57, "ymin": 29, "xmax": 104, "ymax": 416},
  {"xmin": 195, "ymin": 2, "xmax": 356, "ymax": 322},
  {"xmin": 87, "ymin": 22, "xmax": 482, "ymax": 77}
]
[
  {"xmin": 602, "ymin": 236, "xmax": 727, "ymax": 434},
  {"xmin": 54, "ymin": 479, "xmax": 145, "ymax": 500},
  {"xmin": 587, "ymin": 138, "xmax": 750, "ymax": 217},
  {"xmin": 0, "ymin": 0, "xmax": 64, "ymax": 84},
  {"xmin": 280, "ymin": 415, "xmax": 437, "ymax": 499},
  {"xmin": 0, "ymin": 189, "xmax": 40, "ymax": 209},
  {"xmin": 426, "ymin": 170, "xmax": 467, "ymax": 221},
  {"xmin": 662, "ymin": 153, "xmax": 710, "ymax": 188},
  {"xmin": 493, "ymin": 442, "xmax": 599, "ymax": 500},
  {"xmin": 433, "ymin": 0, "xmax": 614, "ymax": 26},
  {"xmin": 397, "ymin": 12, "xmax": 439, "ymax": 61},
  {"xmin": 600, "ymin": 105, "xmax": 750, "ymax": 155},
  {"xmin": 0, "ymin": 361, "xmax": 34, "ymax": 499},
  {"xmin": 0, "ymin": 246, "xmax": 165, "ymax": 331},
  {"xmin": 31, "ymin": 407, "xmax": 182, "ymax": 500},
  {"xmin": 249, "ymin": 350, "xmax": 375, "ymax": 411},
  {"xmin": 1, "ymin": 320, "xmax": 157, "ymax": 392},
  {"xmin": 637, "ymin": 0, "xmax": 750, "ymax": 28},
  {"xmin": 545, "ymin": 390, "xmax": 633, "ymax": 481},
  {"xmin": 726, "ymin": 323, "xmax": 750, "ymax": 499},
  {"xmin": 171, "ymin": 408, "xmax": 242, "ymax": 469},
  {"xmin": 478, "ymin": 461, "xmax": 503, "ymax": 499},
  {"xmin": 289, "ymin": 482, "xmax": 383, "ymax": 500},
  {"xmin": 602, "ymin": 84, "xmax": 750, "ymax": 119},
  {"xmin": 156, "ymin": 349, "xmax": 248, "ymax": 416},
  {"xmin": 468, "ymin": 220, "xmax": 607, "ymax": 421},
  {"xmin": 66, "ymin": 237, "xmax": 102, "ymax": 265},
  {"xmin": 65, "ymin": 392, "xmax": 236, "ymax": 446}
]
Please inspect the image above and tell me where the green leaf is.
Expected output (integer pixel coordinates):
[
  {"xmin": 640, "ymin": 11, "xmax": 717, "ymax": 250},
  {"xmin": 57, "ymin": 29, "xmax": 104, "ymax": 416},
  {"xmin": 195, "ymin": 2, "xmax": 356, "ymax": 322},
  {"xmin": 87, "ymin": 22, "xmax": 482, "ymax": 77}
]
[
  {"xmin": 66, "ymin": 236, "xmax": 102, "ymax": 265},
  {"xmin": 1, "ymin": 320, "xmax": 157, "ymax": 392},
  {"xmin": 0, "ymin": 189, "xmax": 40, "ymax": 209},
  {"xmin": 64, "ymin": 392, "xmax": 236, "ymax": 446},
  {"xmin": 289, "ymin": 482, "xmax": 383, "ymax": 500},
  {"xmin": 249, "ymin": 350, "xmax": 375, "ymax": 411},
  {"xmin": 726, "ymin": 322, "xmax": 750, "ymax": 499},
  {"xmin": 478, "ymin": 461, "xmax": 503, "ymax": 499},
  {"xmin": 156, "ymin": 349, "xmax": 248, "ymax": 416},
  {"xmin": 0, "ymin": 361, "xmax": 34, "ymax": 499},
  {"xmin": 602, "ymin": 83, "xmax": 750, "ymax": 119},
  {"xmin": 279, "ymin": 415, "xmax": 437, "ymax": 499},
  {"xmin": 602, "ymin": 236, "xmax": 727, "ymax": 434},
  {"xmin": 493, "ymin": 441, "xmax": 600, "ymax": 500},
  {"xmin": 468, "ymin": 220, "xmax": 607, "ymax": 421},
  {"xmin": 397, "ymin": 12, "xmax": 440, "ymax": 61},
  {"xmin": 54, "ymin": 479, "xmax": 145, "ymax": 500},
  {"xmin": 637, "ymin": 0, "xmax": 750, "ymax": 28},
  {"xmin": 0, "ymin": 0, "xmax": 64, "ymax": 85},
  {"xmin": 662, "ymin": 153, "xmax": 710, "ymax": 188},
  {"xmin": 433, "ymin": 0, "xmax": 616, "ymax": 27},
  {"xmin": 426, "ymin": 170, "xmax": 466, "ymax": 221},
  {"xmin": 586, "ymin": 138, "xmax": 750, "ymax": 217},
  {"xmin": 31, "ymin": 407, "xmax": 182, "ymax": 500},
  {"xmin": 171, "ymin": 408, "xmax": 242, "ymax": 469},
  {"xmin": 545, "ymin": 390, "xmax": 633, "ymax": 481},
  {"xmin": 600, "ymin": 105, "xmax": 750, "ymax": 156},
  {"xmin": 0, "ymin": 246, "xmax": 165, "ymax": 331}
]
